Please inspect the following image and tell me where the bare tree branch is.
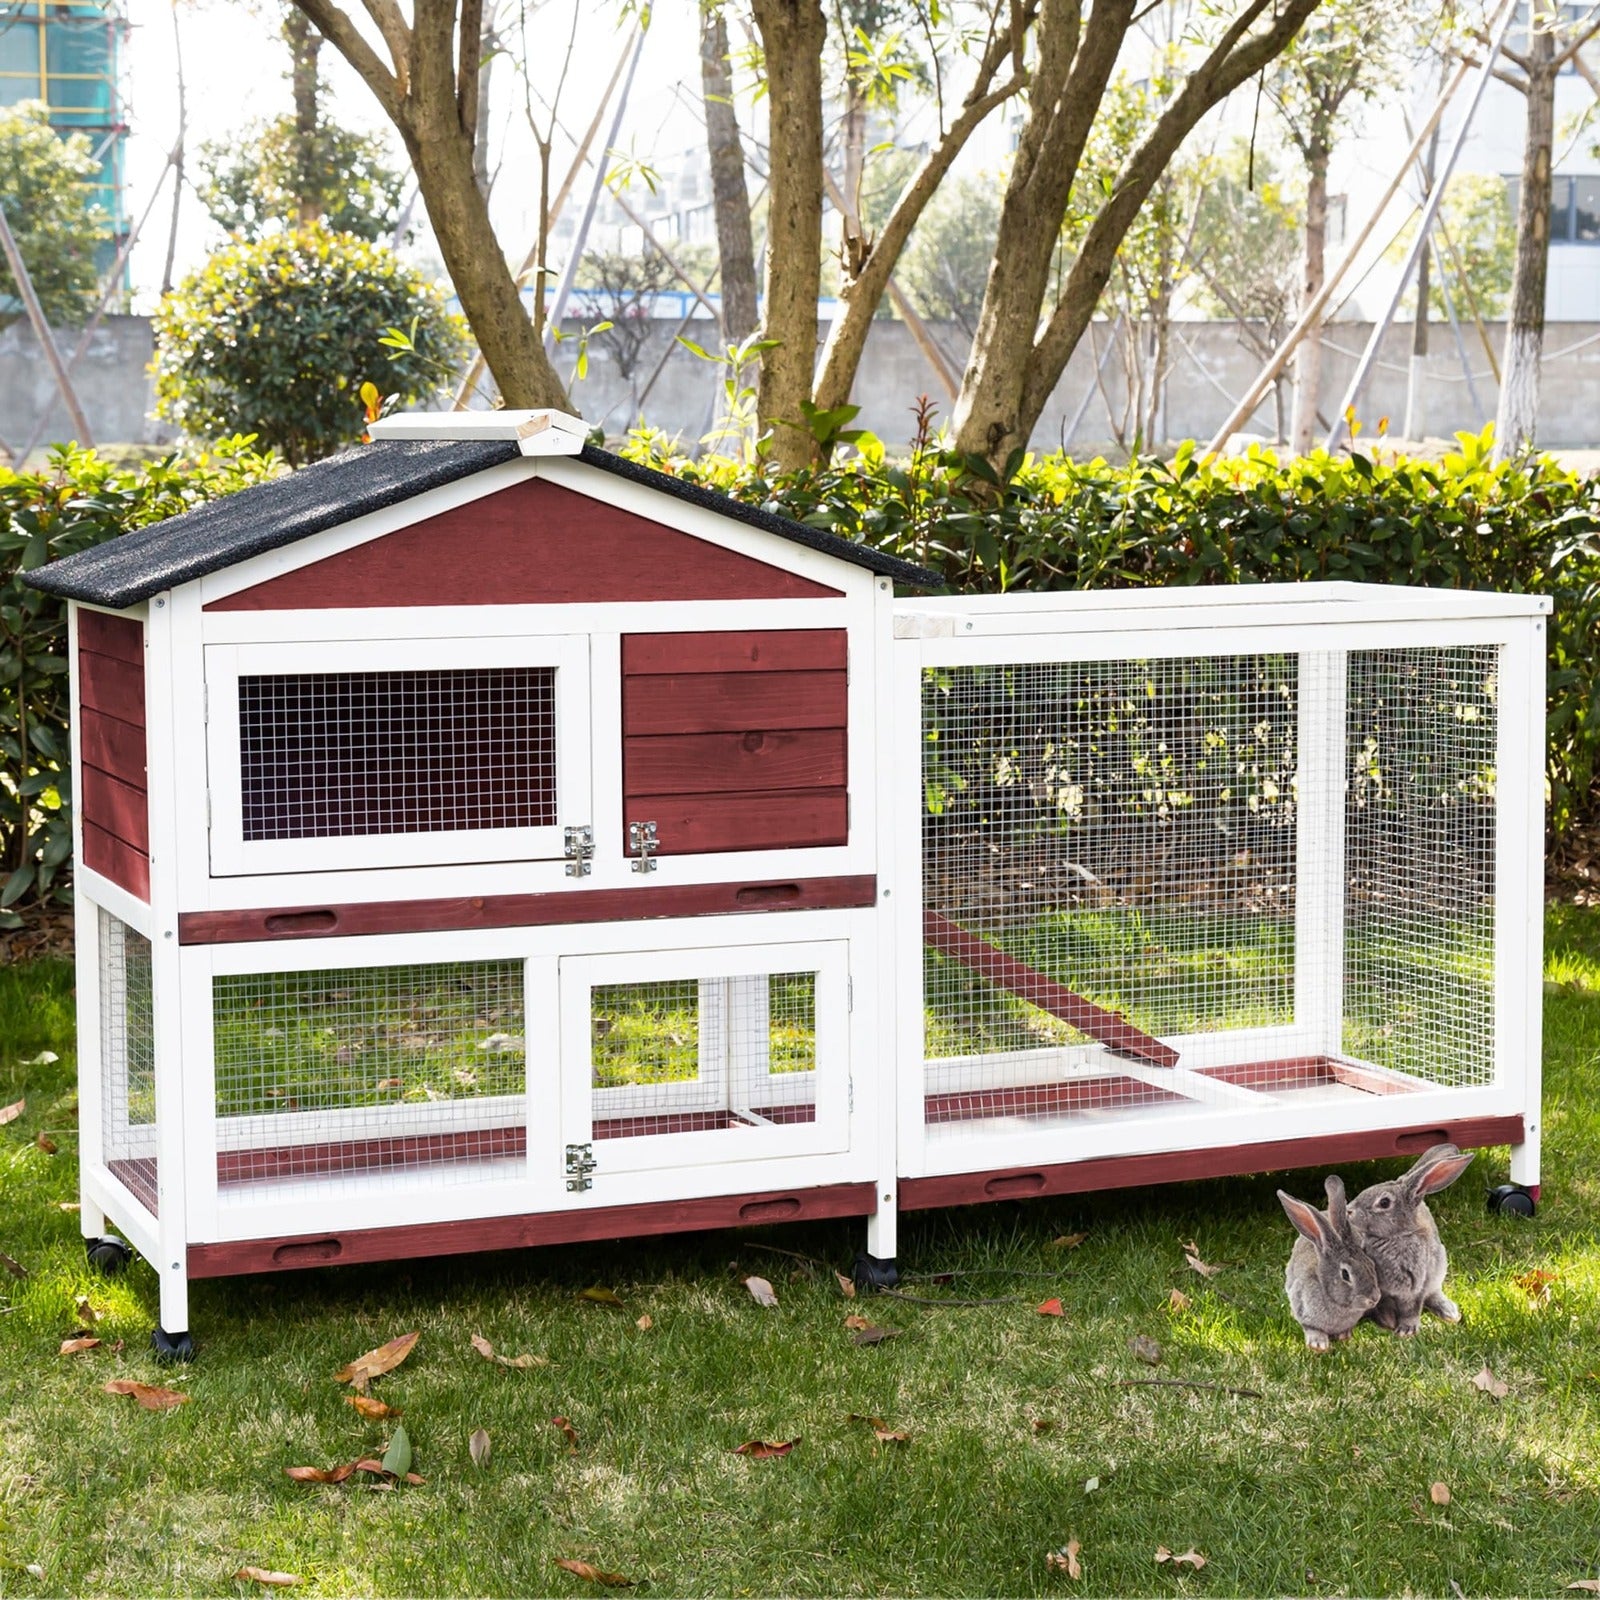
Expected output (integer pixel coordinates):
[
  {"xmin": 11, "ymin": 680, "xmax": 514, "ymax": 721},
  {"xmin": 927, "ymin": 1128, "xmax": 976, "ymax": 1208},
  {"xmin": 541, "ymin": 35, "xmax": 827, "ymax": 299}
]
[{"xmin": 297, "ymin": 0, "xmax": 403, "ymax": 114}]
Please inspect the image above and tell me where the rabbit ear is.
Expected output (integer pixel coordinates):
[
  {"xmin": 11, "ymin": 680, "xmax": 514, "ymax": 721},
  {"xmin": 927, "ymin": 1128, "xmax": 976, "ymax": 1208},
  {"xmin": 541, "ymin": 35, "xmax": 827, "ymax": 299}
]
[
  {"xmin": 1409, "ymin": 1146, "xmax": 1476, "ymax": 1198},
  {"xmin": 1323, "ymin": 1173, "xmax": 1350, "ymax": 1232},
  {"xmin": 1278, "ymin": 1189, "xmax": 1331, "ymax": 1248}
]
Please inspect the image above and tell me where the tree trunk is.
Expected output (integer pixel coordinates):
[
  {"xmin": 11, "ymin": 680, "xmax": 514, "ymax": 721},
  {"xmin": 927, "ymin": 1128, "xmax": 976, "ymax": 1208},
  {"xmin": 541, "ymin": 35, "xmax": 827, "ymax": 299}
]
[
  {"xmin": 472, "ymin": 11, "xmax": 497, "ymax": 201},
  {"xmin": 1495, "ymin": 39, "xmax": 1555, "ymax": 460},
  {"xmin": 700, "ymin": 6, "xmax": 758, "ymax": 345},
  {"xmin": 283, "ymin": 7, "xmax": 324, "ymax": 227},
  {"xmin": 750, "ymin": 0, "xmax": 826, "ymax": 472},
  {"xmin": 1290, "ymin": 142, "xmax": 1329, "ymax": 454}
]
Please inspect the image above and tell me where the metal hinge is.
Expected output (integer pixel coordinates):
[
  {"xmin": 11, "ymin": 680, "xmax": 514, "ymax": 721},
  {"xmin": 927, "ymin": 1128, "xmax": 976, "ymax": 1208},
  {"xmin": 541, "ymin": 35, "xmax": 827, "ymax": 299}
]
[
  {"xmin": 565, "ymin": 1142, "xmax": 596, "ymax": 1192},
  {"xmin": 563, "ymin": 825, "xmax": 594, "ymax": 877},
  {"xmin": 628, "ymin": 819, "xmax": 659, "ymax": 873}
]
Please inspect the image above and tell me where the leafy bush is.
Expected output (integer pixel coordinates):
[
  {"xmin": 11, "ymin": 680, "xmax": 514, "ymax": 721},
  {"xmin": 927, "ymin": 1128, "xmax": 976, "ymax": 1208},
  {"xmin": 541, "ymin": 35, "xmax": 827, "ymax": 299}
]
[
  {"xmin": 152, "ymin": 225, "xmax": 467, "ymax": 465},
  {"xmin": 0, "ymin": 439, "xmax": 280, "ymax": 926},
  {"xmin": 620, "ymin": 425, "xmax": 1600, "ymax": 836}
]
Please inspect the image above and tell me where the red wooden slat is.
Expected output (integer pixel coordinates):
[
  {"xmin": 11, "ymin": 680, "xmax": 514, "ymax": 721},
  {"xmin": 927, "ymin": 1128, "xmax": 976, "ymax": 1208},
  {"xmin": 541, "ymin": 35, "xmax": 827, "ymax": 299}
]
[
  {"xmin": 897, "ymin": 1116, "xmax": 1526, "ymax": 1212},
  {"xmin": 622, "ymin": 629, "xmax": 847, "ymax": 676},
  {"xmin": 624, "ymin": 729, "xmax": 846, "ymax": 797},
  {"xmin": 184, "ymin": 1182, "xmax": 879, "ymax": 1278},
  {"xmin": 82, "ymin": 822, "xmax": 150, "ymax": 900},
  {"xmin": 81, "ymin": 765, "xmax": 149, "ymax": 852},
  {"xmin": 79, "ymin": 707, "xmax": 147, "ymax": 789},
  {"xmin": 177, "ymin": 874, "xmax": 877, "ymax": 944},
  {"xmin": 623, "ymin": 671, "xmax": 847, "ymax": 735},
  {"xmin": 77, "ymin": 649, "xmax": 145, "ymax": 727},
  {"xmin": 625, "ymin": 789, "xmax": 848, "ymax": 854},
  {"xmin": 205, "ymin": 478, "xmax": 844, "ymax": 609},
  {"xmin": 77, "ymin": 609, "xmax": 143, "ymax": 664},
  {"xmin": 923, "ymin": 910, "xmax": 1179, "ymax": 1068},
  {"xmin": 218, "ymin": 1126, "xmax": 526, "ymax": 1185}
]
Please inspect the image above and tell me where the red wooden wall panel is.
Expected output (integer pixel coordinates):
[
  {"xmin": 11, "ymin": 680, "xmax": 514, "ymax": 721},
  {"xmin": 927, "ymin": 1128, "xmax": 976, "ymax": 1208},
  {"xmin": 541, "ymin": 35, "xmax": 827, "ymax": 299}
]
[
  {"xmin": 75, "ymin": 611, "xmax": 150, "ymax": 901},
  {"xmin": 621, "ymin": 630, "xmax": 850, "ymax": 856},
  {"xmin": 206, "ymin": 478, "xmax": 844, "ymax": 609}
]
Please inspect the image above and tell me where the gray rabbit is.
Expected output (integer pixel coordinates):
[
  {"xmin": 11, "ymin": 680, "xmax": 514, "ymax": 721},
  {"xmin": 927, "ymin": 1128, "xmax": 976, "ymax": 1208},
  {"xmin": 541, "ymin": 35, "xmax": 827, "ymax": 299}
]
[
  {"xmin": 1278, "ymin": 1174, "xmax": 1381, "ymax": 1350},
  {"xmin": 1347, "ymin": 1143, "xmax": 1476, "ymax": 1336}
]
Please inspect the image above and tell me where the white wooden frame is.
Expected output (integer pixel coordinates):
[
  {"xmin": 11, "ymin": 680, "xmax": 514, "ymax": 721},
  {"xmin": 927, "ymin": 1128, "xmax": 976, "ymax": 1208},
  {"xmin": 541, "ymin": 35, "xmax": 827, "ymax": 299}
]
[{"xmin": 203, "ymin": 634, "xmax": 591, "ymax": 876}]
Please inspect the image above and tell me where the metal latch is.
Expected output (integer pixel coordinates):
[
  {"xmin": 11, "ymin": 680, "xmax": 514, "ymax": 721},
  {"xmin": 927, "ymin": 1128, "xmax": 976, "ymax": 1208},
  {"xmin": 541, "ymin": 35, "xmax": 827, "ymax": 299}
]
[
  {"xmin": 563, "ymin": 825, "xmax": 594, "ymax": 877},
  {"xmin": 565, "ymin": 1142, "xmax": 596, "ymax": 1192},
  {"xmin": 628, "ymin": 819, "xmax": 659, "ymax": 873}
]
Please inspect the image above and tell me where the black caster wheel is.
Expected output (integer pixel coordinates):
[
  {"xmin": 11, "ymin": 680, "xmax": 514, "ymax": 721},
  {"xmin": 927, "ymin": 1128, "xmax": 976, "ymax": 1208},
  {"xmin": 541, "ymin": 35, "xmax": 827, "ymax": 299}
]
[
  {"xmin": 150, "ymin": 1326, "xmax": 195, "ymax": 1364},
  {"xmin": 85, "ymin": 1236, "xmax": 133, "ymax": 1276},
  {"xmin": 1487, "ymin": 1183, "xmax": 1537, "ymax": 1218},
  {"xmin": 852, "ymin": 1252, "xmax": 899, "ymax": 1293}
]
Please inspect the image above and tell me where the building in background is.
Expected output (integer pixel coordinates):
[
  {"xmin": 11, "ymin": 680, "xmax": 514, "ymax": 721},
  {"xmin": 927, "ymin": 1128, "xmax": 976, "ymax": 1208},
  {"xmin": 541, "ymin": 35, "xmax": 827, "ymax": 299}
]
[{"xmin": 0, "ymin": 0, "xmax": 130, "ymax": 279}]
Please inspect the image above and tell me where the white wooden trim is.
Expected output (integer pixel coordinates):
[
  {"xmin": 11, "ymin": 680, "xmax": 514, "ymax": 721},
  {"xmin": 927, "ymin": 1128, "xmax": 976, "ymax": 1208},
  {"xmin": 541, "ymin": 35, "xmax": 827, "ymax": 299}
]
[
  {"xmin": 176, "ymin": 947, "xmax": 219, "ymax": 1242},
  {"xmin": 367, "ymin": 407, "xmax": 586, "ymax": 444},
  {"xmin": 1295, "ymin": 650, "xmax": 1348, "ymax": 1054},
  {"xmin": 215, "ymin": 1092, "xmax": 528, "ymax": 1153},
  {"xmin": 81, "ymin": 1165, "xmax": 160, "ymax": 1259},
  {"xmin": 866, "ymin": 575, "xmax": 900, "ymax": 1257},
  {"xmin": 890, "ymin": 636, "xmax": 932, "ymax": 1180},
  {"xmin": 73, "ymin": 867, "xmax": 154, "ymax": 937}
]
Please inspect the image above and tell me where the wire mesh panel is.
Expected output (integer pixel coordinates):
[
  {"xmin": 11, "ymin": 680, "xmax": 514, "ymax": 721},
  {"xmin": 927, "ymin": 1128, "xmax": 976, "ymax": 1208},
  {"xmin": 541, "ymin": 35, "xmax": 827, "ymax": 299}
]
[
  {"xmin": 589, "ymin": 973, "xmax": 818, "ymax": 1140},
  {"xmin": 99, "ymin": 910, "xmax": 157, "ymax": 1214},
  {"xmin": 212, "ymin": 960, "xmax": 527, "ymax": 1190},
  {"xmin": 238, "ymin": 667, "xmax": 556, "ymax": 841},
  {"xmin": 1343, "ymin": 646, "xmax": 1499, "ymax": 1088},
  {"xmin": 921, "ymin": 655, "xmax": 1301, "ymax": 1132}
]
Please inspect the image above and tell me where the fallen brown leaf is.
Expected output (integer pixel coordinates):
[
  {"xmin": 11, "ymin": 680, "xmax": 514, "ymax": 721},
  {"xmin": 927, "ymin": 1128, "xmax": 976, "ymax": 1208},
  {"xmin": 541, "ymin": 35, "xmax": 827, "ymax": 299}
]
[
  {"xmin": 552, "ymin": 1416, "xmax": 580, "ymax": 1452},
  {"xmin": 284, "ymin": 1464, "xmax": 360, "ymax": 1484},
  {"xmin": 1430, "ymin": 1482, "xmax": 1451, "ymax": 1506},
  {"xmin": 234, "ymin": 1567, "xmax": 300, "ymax": 1587},
  {"xmin": 635, "ymin": 1315, "xmax": 653, "ymax": 1332},
  {"xmin": 742, "ymin": 1275, "xmax": 779, "ymax": 1307},
  {"xmin": 846, "ymin": 1412, "xmax": 889, "ymax": 1428},
  {"xmin": 836, "ymin": 1272, "xmax": 857, "ymax": 1299},
  {"xmin": 1130, "ymin": 1333, "xmax": 1163, "ymax": 1366},
  {"xmin": 469, "ymin": 1427, "xmax": 490, "ymax": 1468},
  {"xmin": 1564, "ymin": 1582, "xmax": 1600, "ymax": 1592},
  {"xmin": 333, "ymin": 1331, "xmax": 418, "ymax": 1389},
  {"xmin": 1168, "ymin": 1289, "xmax": 1193, "ymax": 1313},
  {"xmin": 1047, "ymin": 1539, "xmax": 1083, "ymax": 1579},
  {"xmin": 849, "ymin": 1322, "xmax": 899, "ymax": 1346},
  {"xmin": 0, "ymin": 1250, "xmax": 26, "ymax": 1279},
  {"xmin": 1032, "ymin": 1418, "xmax": 1055, "ymax": 1434},
  {"xmin": 1053, "ymin": 1232, "xmax": 1089, "ymax": 1250},
  {"xmin": 34, "ymin": 1132, "xmax": 56, "ymax": 1155},
  {"xmin": 1037, "ymin": 1298, "xmax": 1065, "ymax": 1317},
  {"xmin": 1471, "ymin": 1364, "xmax": 1509, "ymax": 1399},
  {"xmin": 1181, "ymin": 1240, "xmax": 1221, "ymax": 1278},
  {"xmin": 104, "ymin": 1380, "xmax": 189, "ymax": 1410},
  {"xmin": 554, "ymin": 1558, "xmax": 635, "ymax": 1586},
  {"xmin": 59, "ymin": 1337, "xmax": 101, "ymax": 1355},
  {"xmin": 374, "ymin": 1077, "xmax": 403, "ymax": 1089},
  {"xmin": 1155, "ymin": 1546, "xmax": 1207, "ymax": 1569},
  {"xmin": 345, "ymin": 1395, "xmax": 400, "ymax": 1420},
  {"xmin": 0, "ymin": 1099, "xmax": 23, "ymax": 1126},
  {"xmin": 1514, "ymin": 1268, "xmax": 1556, "ymax": 1305},
  {"xmin": 578, "ymin": 1286, "xmax": 624, "ymax": 1307},
  {"xmin": 470, "ymin": 1333, "xmax": 547, "ymax": 1369},
  {"xmin": 733, "ymin": 1438, "xmax": 799, "ymax": 1457},
  {"xmin": 843, "ymin": 1314, "xmax": 871, "ymax": 1331},
  {"xmin": 73, "ymin": 1295, "xmax": 101, "ymax": 1327},
  {"xmin": 873, "ymin": 1427, "xmax": 910, "ymax": 1444}
]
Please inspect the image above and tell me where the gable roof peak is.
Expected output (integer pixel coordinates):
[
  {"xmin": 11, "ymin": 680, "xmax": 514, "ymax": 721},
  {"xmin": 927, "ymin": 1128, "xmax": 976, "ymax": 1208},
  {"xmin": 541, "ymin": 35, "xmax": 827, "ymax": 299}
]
[{"xmin": 368, "ymin": 408, "xmax": 587, "ymax": 456}]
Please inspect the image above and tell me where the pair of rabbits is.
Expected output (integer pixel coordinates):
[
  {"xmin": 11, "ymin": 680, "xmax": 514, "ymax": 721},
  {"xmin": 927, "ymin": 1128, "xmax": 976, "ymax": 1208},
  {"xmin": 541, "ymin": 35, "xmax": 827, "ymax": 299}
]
[{"xmin": 1278, "ymin": 1143, "xmax": 1476, "ymax": 1351}]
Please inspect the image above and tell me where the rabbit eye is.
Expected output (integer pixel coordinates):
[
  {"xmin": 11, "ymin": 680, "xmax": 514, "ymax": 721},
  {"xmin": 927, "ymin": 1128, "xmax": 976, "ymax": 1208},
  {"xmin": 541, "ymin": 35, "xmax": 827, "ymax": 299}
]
[
  {"xmin": 1340, "ymin": 1265, "xmax": 1352, "ymax": 1283},
  {"xmin": 1377, "ymin": 1196, "xmax": 1392, "ymax": 1209}
]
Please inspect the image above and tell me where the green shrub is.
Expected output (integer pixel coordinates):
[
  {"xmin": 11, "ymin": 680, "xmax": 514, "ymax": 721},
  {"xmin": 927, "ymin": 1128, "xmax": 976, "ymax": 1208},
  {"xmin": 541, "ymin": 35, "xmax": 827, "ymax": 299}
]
[
  {"xmin": 0, "ymin": 438, "xmax": 281, "ymax": 926},
  {"xmin": 620, "ymin": 426, "xmax": 1600, "ymax": 836}
]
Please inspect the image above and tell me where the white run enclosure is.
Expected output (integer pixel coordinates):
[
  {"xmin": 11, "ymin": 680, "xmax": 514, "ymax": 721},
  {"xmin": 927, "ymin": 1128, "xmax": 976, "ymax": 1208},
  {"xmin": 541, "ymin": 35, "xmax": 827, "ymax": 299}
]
[{"xmin": 884, "ymin": 583, "xmax": 1546, "ymax": 1233}]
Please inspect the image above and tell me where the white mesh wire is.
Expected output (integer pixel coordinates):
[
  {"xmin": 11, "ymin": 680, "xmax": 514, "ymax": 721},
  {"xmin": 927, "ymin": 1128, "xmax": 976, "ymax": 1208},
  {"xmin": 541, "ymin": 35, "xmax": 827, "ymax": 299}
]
[
  {"xmin": 1343, "ymin": 646, "xmax": 1498, "ymax": 1089},
  {"xmin": 589, "ymin": 972, "xmax": 818, "ymax": 1139},
  {"xmin": 99, "ymin": 909, "xmax": 157, "ymax": 1214},
  {"xmin": 212, "ymin": 960, "xmax": 527, "ymax": 1191},
  {"xmin": 921, "ymin": 655, "xmax": 1302, "ymax": 1131},
  {"xmin": 238, "ymin": 667, "xmax": 556, "ymax": 841}
]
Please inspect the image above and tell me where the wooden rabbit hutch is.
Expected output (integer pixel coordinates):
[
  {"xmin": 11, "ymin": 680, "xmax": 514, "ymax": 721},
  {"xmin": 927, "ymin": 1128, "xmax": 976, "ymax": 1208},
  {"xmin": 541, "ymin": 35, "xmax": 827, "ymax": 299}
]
[{"xmin": 27, "ymin": 410, "xmax": 1548, "ymax": 1358}]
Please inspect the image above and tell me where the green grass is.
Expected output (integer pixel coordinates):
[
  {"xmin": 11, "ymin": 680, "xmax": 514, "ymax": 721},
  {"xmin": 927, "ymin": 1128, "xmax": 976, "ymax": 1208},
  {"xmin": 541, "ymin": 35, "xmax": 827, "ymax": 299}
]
[{"xmin": 2, "ymin": 914, "xmax": 1599, "ymax": 1597}]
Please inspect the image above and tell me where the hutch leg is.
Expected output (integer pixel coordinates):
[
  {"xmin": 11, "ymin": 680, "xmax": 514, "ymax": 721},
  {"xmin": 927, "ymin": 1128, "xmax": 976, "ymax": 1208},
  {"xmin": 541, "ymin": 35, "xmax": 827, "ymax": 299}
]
[
  {"xmin": 1508, "ymin": 1129, "xmax": 1540, "ymax": 1196},
  {"xmin": 80, "ymin": 1197, "xmax": 107, "ymax": 1239},
  {"xmin": 153, "ymin": 1252, "xmax": 194, "ymax": 1362},
  {"xmin": 857, "ymin": 1187, "xmax": 899, "ymax": 1290}
]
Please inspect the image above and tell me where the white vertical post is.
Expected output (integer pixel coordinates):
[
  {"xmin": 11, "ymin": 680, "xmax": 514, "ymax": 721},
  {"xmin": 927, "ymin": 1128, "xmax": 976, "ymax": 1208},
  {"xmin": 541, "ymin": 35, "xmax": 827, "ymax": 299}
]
[
  {"xmin": 1295, "ymin": 650, "xmax": 1350, "ymax": 1058},
  {"xmin": 1495, "ymin": 619, "xmax": 1547, "ymax": 1191},
  {"xmin": 526, "ymin": 954, "xmax": 562, "ymax": 1203},
  {"xmin": 69, "ymin": 601, "xmax": 106, "ymax": 1238},
  {"xmin": 713, "ymin": 976, "xmax": 769, "ymax": 1117}
]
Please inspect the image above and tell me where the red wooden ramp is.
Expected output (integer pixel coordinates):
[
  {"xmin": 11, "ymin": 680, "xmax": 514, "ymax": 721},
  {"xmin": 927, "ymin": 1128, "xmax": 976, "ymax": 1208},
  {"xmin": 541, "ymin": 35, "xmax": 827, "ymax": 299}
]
[{"xmin": 923, "ymin": 911, "xmax": 1180, "ymax": 1069}]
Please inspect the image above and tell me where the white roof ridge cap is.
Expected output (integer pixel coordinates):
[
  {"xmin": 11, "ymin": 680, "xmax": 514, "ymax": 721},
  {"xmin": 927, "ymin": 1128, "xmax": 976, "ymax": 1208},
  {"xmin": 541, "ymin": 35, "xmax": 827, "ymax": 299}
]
[{"xmin": 368, "ymin": 408, "xmax": 588, "ymax": 443}]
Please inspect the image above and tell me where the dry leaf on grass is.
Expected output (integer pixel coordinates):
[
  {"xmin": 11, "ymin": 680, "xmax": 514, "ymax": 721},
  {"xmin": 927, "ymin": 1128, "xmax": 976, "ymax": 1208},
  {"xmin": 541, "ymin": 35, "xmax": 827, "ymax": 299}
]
[
  {"xmin": 1047, "ymin": 1540, "xmax": 1083, "ymax": 1579},
  {"xmin": 1430, "ymin": 1482, "xmax": 1451, "ymax": 1506},
  {"xmin": 470, "ymin": 1333, "xmax": 547, "ymax": 1369},
  {"xmin": 1037, "ymin": 1298, "xmax": 1065, "ymax": 1317},
  {"xmin": 1168, "ymin": 1289, "xmax": 1193, "ymax": 1313},
  {"xmin": 346, "ymin": 1395, "xmax": 400, "ymax": 1420},
  {"xmin": 234, "ymin": 1567, "xmax": 300, "ymax": 1587},
  {"xmin": 578, "ymin": 1286, "xmax": 624, "ymax": 1307},
  {"xmin": 26, "ymin": 1051, "xmax": 57, "ymax": 1065},
  {"xmin": 552, "ymin": 1416, "xmax": 579, "ymax": 1452},
  {"xmin": 1032, "ymin": 1418, "xmax": 1055, "ymax": 1434},
  {"xmin": 1053, "ymin": 1232, "xmax": 1089, "ymax": 1250},
  {"xmin": 843, "ymin": 1315, "xmax": 898, "ymax": 1345},
  {"xmin": 469, "ymin": 1428, "xmax": 490, "ymax": 1469},
  {"xmin": 1155, "ymin": 1546, "xmax": 1207, "ymax": 1569},
  {"xmin": 1181, "ymin": 1240, "xmax": 1221, "ymax": 1278},
  {"xmin": 104, "ymin": 1380, "xmax": 189, "ymax": 1410},
  {"xmin": 59, "ymin": 1337, "xmax": 100, "ymax": 1355},
  {"xmin": 554, "ymin": 1558, "xmax": 635, "ymax": 1586},
  {"xmin": 57, "ymin": 1202, "xmax": 79, "ymax": 1212},
  {"xmin": 284, "ymin": 1460, "xmax": 425, "ymax": 1487},
  {"xmin": 635, "ymin": 1315, "xmax": 653, "ymax": 1332},
  {"xmin": 1564, "ymin": 1582, "xmax": 1600, "ymax": 1592},
  {"xmin": 836, "ymin": 1272, "xmax": 857, "ymax": 1299},
  {"xmin": 0, "ymin": 1250, "xmax": 27, "ymax": 1279},
  {"xmin": 34, "ymin": 1133, "xmax": 56, "ymax": 1155},
  {"xmin": 0, "ymin": 1099, "xmax": 24, "ymax": 1126},
  {"xmin": 742, "ymin": 1275, "xmax": 779, "ymax": 1307},
  {"xmin": 873, "ymin": 1427, "xmax": 910, "ymax": 1444},
  {"xmin": 333, "ymin": 1331, "xmax": 418, "ymax": 1389},
  {"xmin": 1471, "ymin": 1365, "xmax": 1509, "ymax": 1399},
  {"xmin": 732, "ymin": 1438, "xmax": 799, "ymax": 1457},
  {"xmin": 73, "ymin": 1295, "xmax": 101, "ymax": 1327},
  {"xmin": 1130, "ymin": 1333, "xmax": 1163, "ymax": 1366},
  {"xmin": 1514, "ymin": 1268, "xmax": 1556, "ymax": 1304}
]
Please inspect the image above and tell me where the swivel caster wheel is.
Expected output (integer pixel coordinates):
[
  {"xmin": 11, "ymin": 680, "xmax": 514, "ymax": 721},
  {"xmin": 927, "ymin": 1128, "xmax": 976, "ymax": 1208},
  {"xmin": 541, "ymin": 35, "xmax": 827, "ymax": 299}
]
[
  {"xmin": 852, "ymin": 1252, "xmax": 899, "ymax": 1293},
  {"xmin": 150, "ymin": 1326, "xmax": 195, "ymax": 1364},
  {"xmin": 1487, "ymin": 1184, "xmax": 1537, "ymax": 1218},
  {"xmin": 85, "ymin": 1236, "xmax": 133, "ymax": 1276}
]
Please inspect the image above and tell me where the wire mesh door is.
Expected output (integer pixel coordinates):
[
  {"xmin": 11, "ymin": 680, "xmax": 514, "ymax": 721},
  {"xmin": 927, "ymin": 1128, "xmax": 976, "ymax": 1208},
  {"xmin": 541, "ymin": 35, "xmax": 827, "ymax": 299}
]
[
  {"xmin": 99, "ymin": 908, "xmax": 159, "ymax": 1215},
  {"xmin": 558, "ymin": 942, "xmax": 851, "ymax": 1180}
]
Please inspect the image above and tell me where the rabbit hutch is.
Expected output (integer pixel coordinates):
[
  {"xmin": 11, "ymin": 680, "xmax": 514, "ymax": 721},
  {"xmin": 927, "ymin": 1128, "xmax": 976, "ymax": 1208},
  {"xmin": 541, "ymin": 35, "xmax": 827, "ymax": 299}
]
[{"xmin": 26, "ymin": 409, "xmax": 1548, "ymax": 1359}]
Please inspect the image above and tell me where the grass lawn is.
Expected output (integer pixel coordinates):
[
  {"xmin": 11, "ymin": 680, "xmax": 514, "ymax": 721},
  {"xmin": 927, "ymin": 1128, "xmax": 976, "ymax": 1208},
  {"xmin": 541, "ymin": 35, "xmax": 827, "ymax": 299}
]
[{"xmin": 1, "ymin": 910, "xmax": 1597, "ymax": 1597}]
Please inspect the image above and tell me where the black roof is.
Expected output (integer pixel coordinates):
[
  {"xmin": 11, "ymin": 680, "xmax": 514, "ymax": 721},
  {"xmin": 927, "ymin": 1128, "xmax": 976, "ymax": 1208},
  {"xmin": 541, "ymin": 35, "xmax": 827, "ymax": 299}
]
[{"xmin": 23, "ymin": 438, "xmax": 941, "ymax": 609}]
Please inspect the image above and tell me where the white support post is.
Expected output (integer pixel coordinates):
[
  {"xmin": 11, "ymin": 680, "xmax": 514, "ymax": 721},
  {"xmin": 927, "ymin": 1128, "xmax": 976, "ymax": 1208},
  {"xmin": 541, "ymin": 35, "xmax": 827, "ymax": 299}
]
[
  {"xmin": 712, "ymin": 976, "xmax": 770, "ymax": 1118},
  {"xmin": 1294, "ymin": 651, "xmax": 1349, "ymax": 1057},
  {"xmin": 69, "ymin": 604, "xmax": 106, "ymax": 1241}
]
